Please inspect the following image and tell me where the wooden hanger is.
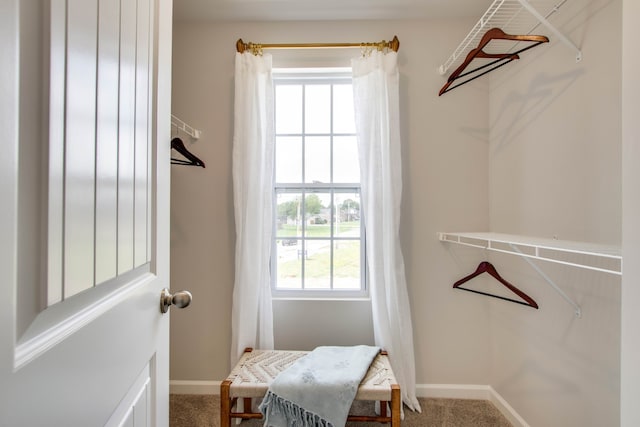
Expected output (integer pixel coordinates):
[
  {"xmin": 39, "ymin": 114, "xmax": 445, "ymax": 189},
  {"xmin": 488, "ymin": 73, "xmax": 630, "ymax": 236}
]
[
  {"xmin": 439, "ymin": 28, "xmax": 549, "ymax": 96},
  {"xmin": 453, "ymin": 261, "xmax": 538, "ymax": 309},
  {"xmin": 171, "ymin": 137, "xmax": 206, "ymax": 168}
]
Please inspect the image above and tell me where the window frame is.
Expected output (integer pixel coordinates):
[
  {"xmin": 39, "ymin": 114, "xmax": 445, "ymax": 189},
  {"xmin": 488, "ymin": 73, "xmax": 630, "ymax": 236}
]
[{"xmin": 271, "ymin": 68, "xmax": 367, "ymax": 299}]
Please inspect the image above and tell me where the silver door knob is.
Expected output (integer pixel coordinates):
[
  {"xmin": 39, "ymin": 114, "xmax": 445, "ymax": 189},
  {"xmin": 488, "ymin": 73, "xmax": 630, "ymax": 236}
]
[{"xmin": 160, "ymin": 288, "xmax": 192, "ymax": 314}]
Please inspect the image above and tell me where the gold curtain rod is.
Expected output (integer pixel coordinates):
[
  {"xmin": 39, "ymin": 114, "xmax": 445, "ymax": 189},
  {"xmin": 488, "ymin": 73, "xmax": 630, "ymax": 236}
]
[{"xmin": 236, "ymin": 36, "xmax": 400, "ymax": 55}]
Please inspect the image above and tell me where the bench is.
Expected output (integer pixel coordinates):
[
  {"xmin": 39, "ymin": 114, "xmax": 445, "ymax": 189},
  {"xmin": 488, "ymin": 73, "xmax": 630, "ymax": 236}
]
[{"xmin": 220, "ymin": 348, "xmax": 401, "ymax": 427}]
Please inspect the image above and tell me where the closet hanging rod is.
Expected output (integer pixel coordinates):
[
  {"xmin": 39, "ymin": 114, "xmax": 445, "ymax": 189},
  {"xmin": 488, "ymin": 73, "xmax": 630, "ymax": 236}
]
[{"xmin": 236, "ymin": 36, "xmax": 400, "ymax": 55}]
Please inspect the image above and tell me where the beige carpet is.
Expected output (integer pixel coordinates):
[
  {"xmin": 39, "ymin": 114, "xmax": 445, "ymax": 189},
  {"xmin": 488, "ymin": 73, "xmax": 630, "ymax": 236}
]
[{"xmin": 170, "ymin": 394, "xmax": 513, "ymax": 427}]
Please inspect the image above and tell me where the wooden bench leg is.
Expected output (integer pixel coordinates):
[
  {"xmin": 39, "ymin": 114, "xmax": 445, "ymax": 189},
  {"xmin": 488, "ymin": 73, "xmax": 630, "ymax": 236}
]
[
  {"xmin": 391, "ymin": 384, "xmax": 401, "ymax": 427},
  {"xmin": 243, "ymin": 398, "xmax": 253, "ymax": 414},
  {"xmin": 220, "ymin": 380, "xmax": 232, "ymax": 427}
]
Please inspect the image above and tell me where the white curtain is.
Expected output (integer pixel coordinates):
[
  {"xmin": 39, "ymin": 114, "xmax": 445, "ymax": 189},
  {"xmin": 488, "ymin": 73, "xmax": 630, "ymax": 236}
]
[
  {"xmin": 351, "ymin": 51, "xmax": 421, "ymax": 412},
  {"xmin": 230, "ymin": 52, "xmax": 275, "ymax": 364}
]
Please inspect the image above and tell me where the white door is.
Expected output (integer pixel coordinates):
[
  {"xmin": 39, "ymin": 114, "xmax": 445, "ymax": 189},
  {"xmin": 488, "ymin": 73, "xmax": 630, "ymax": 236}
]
[{"xmin": 0, "ymin": 1, "xmax": 175, "ymax": 426}]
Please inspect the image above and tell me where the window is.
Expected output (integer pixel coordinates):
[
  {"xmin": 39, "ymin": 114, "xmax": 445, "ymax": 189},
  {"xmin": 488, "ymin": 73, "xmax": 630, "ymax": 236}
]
[{"xmin": 272, "ymin": 69, "xmax": 365, "ymax": 296}]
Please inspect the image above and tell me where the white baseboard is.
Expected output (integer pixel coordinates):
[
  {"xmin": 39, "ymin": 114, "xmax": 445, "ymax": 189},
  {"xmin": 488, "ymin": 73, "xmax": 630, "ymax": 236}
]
[
  {"xmin": 417, "ymin": 384, "xmax": 529, "ymax": 427},
  {"xmin": 170, "ymin": 381, "xmax": 528, "ymax": 427},
  {"xmin": 169, "ymin": 380, "xmax": 220, "ymax": 395},
  {"xmin": 488, "ymin": 386, "xmax": 530, "ymax": 427},
  {"xmin": 417, "ymin": 383, "xmax": 493, "ymax": 400}
]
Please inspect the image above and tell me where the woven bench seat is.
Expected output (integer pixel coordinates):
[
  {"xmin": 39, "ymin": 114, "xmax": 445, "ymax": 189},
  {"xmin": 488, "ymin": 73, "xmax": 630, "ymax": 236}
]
[{"xmin": 220, "ymin": 348, "xmax": 400, "ymax": 427}]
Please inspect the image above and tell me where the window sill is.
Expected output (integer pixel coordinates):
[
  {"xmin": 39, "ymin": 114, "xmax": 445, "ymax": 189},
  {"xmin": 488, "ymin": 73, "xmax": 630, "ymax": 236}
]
[{"xmin": 271, "ymin": 295, "xmax": 371, "ymax": 302}]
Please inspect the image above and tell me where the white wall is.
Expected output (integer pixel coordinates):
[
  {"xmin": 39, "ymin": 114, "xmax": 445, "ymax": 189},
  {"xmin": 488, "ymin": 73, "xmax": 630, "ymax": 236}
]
[
  {"xmin": 170, "ymin": 19, "xmax": 491, "ymax": 383},
  {"xmin": 170, "ymin": 3, "xmax": 625, "ymax": 425},
  {"xmin": 488, "ymin": 0, "xmax": 621, "ymax": 425},
  {"xmin": 621, "ymin": 0, "xmax": 640, "ymax": 425}
]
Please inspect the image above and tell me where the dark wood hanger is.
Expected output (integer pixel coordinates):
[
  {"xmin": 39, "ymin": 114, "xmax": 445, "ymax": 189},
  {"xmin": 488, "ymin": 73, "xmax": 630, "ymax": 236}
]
[
  {"xmin": 453, "ymin": 261, "xmax": 538, "ymax": 309},
  {"xmin": 439, "ymin": 28, "xmax": 549, "ymax": 96},
  {"xmin": 171, "ymin": 137, "xmax": 205, "ymax": 168}
]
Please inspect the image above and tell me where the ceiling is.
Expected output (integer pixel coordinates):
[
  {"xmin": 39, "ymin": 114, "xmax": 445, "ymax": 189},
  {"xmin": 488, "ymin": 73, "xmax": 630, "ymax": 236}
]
[{"xmin": 173, "ymin": 0, "xmax": 495, "ymax": 22}]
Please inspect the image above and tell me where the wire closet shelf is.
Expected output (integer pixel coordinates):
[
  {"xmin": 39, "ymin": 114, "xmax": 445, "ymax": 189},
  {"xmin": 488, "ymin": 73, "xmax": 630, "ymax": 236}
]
[
  {"xmin": 438, "ymin": 0, "xmax": 581, "ymax": 76},
  {"xmin": 438, "ymin": 232, "xmax": 622, "ymax": 276},
  {"xmin": 171, "ymin": 114, "xmax": 201, "ymax": 140}
]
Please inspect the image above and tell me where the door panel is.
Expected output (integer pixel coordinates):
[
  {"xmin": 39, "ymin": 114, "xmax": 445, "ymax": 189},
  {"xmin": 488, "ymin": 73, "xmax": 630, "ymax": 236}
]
[
  {"xmin": 0, "ymin": 0, "xmax": 173, "ymax": 425},
  {"xmin": 48, "ymin": 0, "xmax": 154, "ymax": 301},
  {"xmin": 118, "ymin": 0, "xmax": 138, "ymax": 276},
  {"xmin": 135, "ymin": 0, "xmax": 152, "ymax": 269},
  {"xmin": 63, "ymin": 0, "xmax": 98, "ymax": 298},
  {"xmin": 105, "ymin": 361, "xmax": 152, "ymax": 427},
  {"xmin": 47, "ymin": 0, "xmax": 66, "ymax": 306},
  {"xmin": 95, "ymin": 0, "xmax": 121, "ymax": 286}
]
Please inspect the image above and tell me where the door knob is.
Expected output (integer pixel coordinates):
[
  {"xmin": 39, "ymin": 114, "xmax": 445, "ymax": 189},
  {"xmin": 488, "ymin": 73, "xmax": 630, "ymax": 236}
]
[{"xmin": 160, "ymin": 288, "xmax": 192, "ymax": 314}]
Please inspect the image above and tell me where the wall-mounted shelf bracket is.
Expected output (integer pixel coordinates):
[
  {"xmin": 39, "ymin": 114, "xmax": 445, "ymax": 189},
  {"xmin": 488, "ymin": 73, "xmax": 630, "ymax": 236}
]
[
  {"xmin": 517, "ymin": 0, "xmax": 582, "ymax": 63},
  {"xmin": 438, "ymin": 0, "xmax": 582, "ymax": 76},
  {"xmin": 171, "ymin": 114, "xmax": 202, "ymax": 140},
  {"xmin": 509, "ymin": 243, "xmax": 582, "ymax": 318}
]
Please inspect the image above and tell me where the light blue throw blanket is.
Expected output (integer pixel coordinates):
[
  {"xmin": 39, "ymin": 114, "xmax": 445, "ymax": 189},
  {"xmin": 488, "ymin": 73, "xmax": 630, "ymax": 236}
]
[{"xmin": 259, "ymin": 345, "xmax": 380, "ymax": 427}]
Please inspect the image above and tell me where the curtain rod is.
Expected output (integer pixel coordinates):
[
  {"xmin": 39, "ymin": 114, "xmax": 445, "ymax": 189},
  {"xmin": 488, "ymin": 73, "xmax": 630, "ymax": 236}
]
[{"xmin": 235, "ymin": 36, "xmax": 400, "ymax": 55}]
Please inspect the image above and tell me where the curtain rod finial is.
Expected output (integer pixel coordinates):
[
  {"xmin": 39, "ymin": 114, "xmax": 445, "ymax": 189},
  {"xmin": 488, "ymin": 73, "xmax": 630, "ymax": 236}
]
[
  {"xmin": 390, "ymin": 36, "xmax": 400, "ymax": 52},
  {"xmin": 236, "ymin": 38, "xmax": 247, "ymax": 53}
]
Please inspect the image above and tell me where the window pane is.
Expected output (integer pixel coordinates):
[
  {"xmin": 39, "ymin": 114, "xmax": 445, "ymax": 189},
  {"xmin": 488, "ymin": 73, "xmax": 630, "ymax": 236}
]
[
  {"xmin": 333, "ymin": 84, "xmax": 355, "ymax": 134},
  {"xmin": 276, "ymin": 137, "xmax": 302, "ymax": 183},
  {"xmin": 305, "ymin": 85, "xmax": 330, "ymax": 134},
  {"xmin": 334, "ymin": 192, "xmax": 361, "ymax": 238},
  {"xmin": 304, "ymin": 192, "xmax": 330, "ymax": 238},
  {"xmin": 276, "ymin": 85, "xmax": 302, "ymax": 134},
  {"xmin": 304, "ymin": 240, "xmax": 330, "ymax": 289},
  {"xmin": 333, "ymin": 240, "xmax": 361, "ymax": 290},
  {"xmin": 333, "ymin": 136, "xmax": 359, "ymax": 183},
  {"xmin": 276, "ymin": 243, "xmax": 302, "ymax": 289},
  {"xmin": 273, "ymin": 73, "xmax": 364, "ymax": 295},
  {"xmin": 276, "ymin": 192, "xmax": 303, "ymax": 238},
  {"xmin": 304, "ymin": 136, "xmax": 330, "ymax": 183}
]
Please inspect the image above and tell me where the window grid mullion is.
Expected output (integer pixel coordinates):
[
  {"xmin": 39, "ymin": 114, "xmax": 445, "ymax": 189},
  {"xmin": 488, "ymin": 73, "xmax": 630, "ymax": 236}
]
[
  {"xmin": 301, "ymin": 190, "xmax": 306, "ymax": 290},
  {"xmin": 301, "ymin": 83, "xmax": 306, "ymax": 289},
  {"xmin": 330, "ymin": 191, "xmax": 334, "ymax": 290},
  {"xmin": 329, "ymin": 84, "xmax": 335, "ymax": 290}
]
